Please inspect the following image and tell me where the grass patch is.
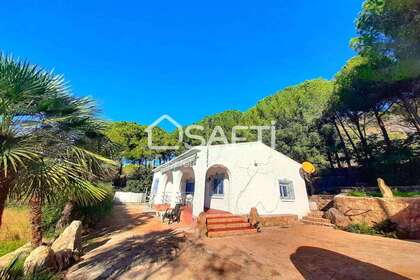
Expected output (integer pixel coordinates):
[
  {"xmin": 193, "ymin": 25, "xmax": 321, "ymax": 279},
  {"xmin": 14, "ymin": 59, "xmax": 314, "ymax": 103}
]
[
  {"xmin": 0, "ymin": 207, "xmax": 31, "ymax": 243},
  {"xmin": 0, "ymin": 207, "xmax": 30, "ymax": 257},
  {"xmin": 0, "ymin": 240, "xmax": 27, "ymax": 257},
  {"xmin": 346, "ymin": 190, "xmax": 420, "ymax": 198}
]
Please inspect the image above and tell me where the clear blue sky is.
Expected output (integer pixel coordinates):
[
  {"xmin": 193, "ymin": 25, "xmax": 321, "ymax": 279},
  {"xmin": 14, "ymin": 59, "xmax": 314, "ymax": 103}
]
[{"xmin": 1, "ymin": 0, "xmax": 363, "ymax": 127}]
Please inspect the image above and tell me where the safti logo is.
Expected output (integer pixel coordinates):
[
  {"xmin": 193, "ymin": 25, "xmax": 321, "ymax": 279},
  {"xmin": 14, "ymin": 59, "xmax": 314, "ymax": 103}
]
[
  {"xmin": 146, "ymin": 114, "xmax": 183, "ymax": 150},
  {"xmin": 146, "ymin": 114, "xmax": 277, "ymax": 151}
]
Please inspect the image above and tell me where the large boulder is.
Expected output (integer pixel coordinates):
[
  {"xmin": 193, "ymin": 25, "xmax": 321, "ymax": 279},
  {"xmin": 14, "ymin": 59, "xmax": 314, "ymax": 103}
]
[
  {"xmin": 51, "ymin": 220, "xmax": 82, "ymax": 257},
  {"xmin": 23, "ymin": 245, "xmax": 57, "ymax": 275},
  {"xmin": 325, "ymin": 208, "xmax": 351, "ymax": 228},
  {"xmin": 377, "ymin": 178, "xmax": 394, "ymax": 199},
  {"xmin": 51, "ymin": 220, "xmax": 83, "ymax": 270}
]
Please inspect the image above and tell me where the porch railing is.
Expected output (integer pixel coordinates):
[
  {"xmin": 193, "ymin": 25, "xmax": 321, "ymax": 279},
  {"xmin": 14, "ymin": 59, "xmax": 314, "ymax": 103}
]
[{"xmin": 148, "ymin": 192, "xmax": 194, "ymax": 207}]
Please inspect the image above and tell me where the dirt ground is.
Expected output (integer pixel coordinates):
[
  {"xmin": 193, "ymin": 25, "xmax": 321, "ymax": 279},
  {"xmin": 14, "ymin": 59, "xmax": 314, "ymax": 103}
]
[{"xmin": 65, "ymin": 205, "xmax": 420, "ymax": 280}]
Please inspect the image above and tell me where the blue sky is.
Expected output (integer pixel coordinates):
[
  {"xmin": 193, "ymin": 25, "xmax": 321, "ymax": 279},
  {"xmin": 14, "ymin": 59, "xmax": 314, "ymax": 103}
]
[{"xmin": 1, "ymin": 0, "xmax": 363, "ymax": 128}]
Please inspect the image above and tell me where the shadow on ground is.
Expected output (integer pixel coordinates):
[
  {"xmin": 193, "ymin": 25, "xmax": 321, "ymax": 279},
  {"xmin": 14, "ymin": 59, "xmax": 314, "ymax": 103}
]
[
  {"xmin": 82, "ymin": 206, "xmax": 155, "ymax": 245},
  {"xmin": 76, "ymin": 229, "xmax": 186, "ymax": 279},
  {"xmin": 290, "ymin": 246, "xmax": 410, "ymax": 280}
]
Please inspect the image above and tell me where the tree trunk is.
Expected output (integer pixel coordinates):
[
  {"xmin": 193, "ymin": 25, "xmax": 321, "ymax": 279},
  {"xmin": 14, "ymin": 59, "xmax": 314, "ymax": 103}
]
[
  {"xmin": 55, "ymin": 200, "xmax": 75, "ymax": 231},
  {"xmin": 400, "ymin": 94, "xmax": 420, "ymax": 133},
  {"xmin": 326, "ymin": 149, "xmax": 335, "ymax": 169},
  {"xmin": 374, "ymin": 110, "xmax": 391, "ymax": 147},
  {"xmin": 333, "ymin": 118, "xmax": 352, "ymax": 167},
  {"xmin": 336, "ymin": 116, "xmax": 358, "ymax": 154},
  {"xmin": 0, "ymin": 176, "xmax": 11, "ymax": 227},
  {"xmin": 353, "ymin": 117, "xmax": 370, "ymax": 160},
  {"xmin": 29, "ymin": 196, "xmax": 43, "ymax": 247},
  {"xmin": 334, "ymin": 151, "xmax": 342, "ymax": 168}
]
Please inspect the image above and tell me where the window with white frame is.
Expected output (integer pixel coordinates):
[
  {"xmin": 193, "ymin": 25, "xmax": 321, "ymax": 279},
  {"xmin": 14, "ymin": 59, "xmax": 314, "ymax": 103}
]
[
  {"xmin": 211, "ymin": 174, "xmax": 224, "ymax": 196},
  {"xmin": 279, "ymin": 179, "xmax": 295, "ymax": 200}
]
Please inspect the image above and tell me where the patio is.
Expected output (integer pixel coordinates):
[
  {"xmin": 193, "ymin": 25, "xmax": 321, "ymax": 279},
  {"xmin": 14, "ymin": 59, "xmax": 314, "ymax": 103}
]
[{"xmin": 66, "ymin": 204, "xmax": 420, "ymax": 280}]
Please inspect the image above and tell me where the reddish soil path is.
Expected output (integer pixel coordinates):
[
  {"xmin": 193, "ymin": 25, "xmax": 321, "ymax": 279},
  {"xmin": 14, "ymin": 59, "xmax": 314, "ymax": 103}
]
[{"xmin": 66, "ymin": 205, "xmax": 420, "ymax": 280}]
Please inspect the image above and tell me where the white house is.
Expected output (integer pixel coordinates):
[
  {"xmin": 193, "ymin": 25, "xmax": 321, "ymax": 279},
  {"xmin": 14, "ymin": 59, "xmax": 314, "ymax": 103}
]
[{"xmin": 150, "ymin": 142, "xmax": 310, "ymax": 219}]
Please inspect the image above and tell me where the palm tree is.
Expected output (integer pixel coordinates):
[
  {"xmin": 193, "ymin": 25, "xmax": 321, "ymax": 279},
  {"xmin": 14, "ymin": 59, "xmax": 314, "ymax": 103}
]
[{"xmin": 0, "ymin": 53, "xmax": 116, "ymax": 246}]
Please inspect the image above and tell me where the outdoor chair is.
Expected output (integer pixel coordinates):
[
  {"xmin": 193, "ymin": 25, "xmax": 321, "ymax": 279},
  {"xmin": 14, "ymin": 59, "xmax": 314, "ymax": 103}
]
[{"xmin": 162, "ymin": 203, "xmax": 182, "ymax": 224}]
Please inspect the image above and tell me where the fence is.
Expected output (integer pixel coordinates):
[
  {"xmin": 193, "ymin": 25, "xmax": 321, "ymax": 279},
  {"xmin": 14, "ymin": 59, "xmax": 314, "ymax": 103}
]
[{"xmin": 113, "ymin": 191, "xmax": 146, "ymax": 204}]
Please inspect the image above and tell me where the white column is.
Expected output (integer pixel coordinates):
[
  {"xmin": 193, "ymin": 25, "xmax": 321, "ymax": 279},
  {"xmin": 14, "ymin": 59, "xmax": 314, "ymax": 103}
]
[{"xmin": 192, "ymin": 167, "xmax": 206, "ymax": 217}]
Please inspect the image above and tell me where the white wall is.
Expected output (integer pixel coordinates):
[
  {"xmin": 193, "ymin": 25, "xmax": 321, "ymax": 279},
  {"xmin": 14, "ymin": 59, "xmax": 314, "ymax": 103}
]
[
  {"xmin": 113, "ymin": 191, "xmax": 145, "ymax": 204},
  {"xmin": 153, "ymin": 142, "xmax": 310, "ymax": 218}
]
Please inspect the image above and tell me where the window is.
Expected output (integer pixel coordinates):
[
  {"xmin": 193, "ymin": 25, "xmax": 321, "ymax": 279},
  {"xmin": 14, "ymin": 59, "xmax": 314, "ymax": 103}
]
[
  {"xmin": 279, "ymin": 179, "xmax": 295, "ymax": 200},
  {"xmin": 185, "ymin": 180, "xmax": 195, "ymax": 194},
  {"xmin": 152, "ymin": 178, "xmax": 159, "ymax": 194},
  {"xmin": 212, "ymin": 174, "xmax": 224, "ymax": 196}
]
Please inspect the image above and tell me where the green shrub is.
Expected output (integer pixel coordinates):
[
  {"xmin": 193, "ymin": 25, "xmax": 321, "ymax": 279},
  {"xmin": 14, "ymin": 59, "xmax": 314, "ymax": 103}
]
[
  {"xmin": 345, "ymin": 223, "xmax": 377, "ymax": 235},
  {"xmin": 346, "ymin": 190, "xmax": 382, "ymax": 197},
  {"xmin": 392, "ymin": 191, "xmax": 420, "ymax": 197},
  {"xmin": 0, "ymin": 257, "xmax": 58, "ymax": 280},
  {"xmin": 346, "ymin": 190, "xmax": 420, "ymax": 198},
  {"xmin": 42, "ymin": 197, "xmax": 67, "ymax": 237},
  {"xmin": 73, "ymin": 186, "xmax": 114, "ymax": 228},
  {"xmin": 122, "ymin": 164, "xmax": 140, "ymax": 177},
  {"xmin": 122, "ymin": 180, "xmax": 148, "ymax": 193},
  {"xmin": 345, "ymin": 220, "xmax": 402, "ymax": 239}
]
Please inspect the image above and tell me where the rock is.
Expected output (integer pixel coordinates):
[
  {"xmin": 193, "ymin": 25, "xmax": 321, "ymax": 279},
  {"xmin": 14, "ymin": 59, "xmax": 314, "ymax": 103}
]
[
  {"xmin": 0, "ymin": 243, "xmax": 32, "ymax": 268},
  {"xmin": 55, "ymin": 249, "xmax": 75, "ymax": 271},
  {"xmin": 51, "ymin": 220, "xmax": 83, "ymax": 257},
  {"xmin": 325, "ymin": 208, "xmax": 351, "ymax": 228},
  {"xmin": 309, "ymin": 201, "xmax": 318, "ymax": 211},
  {"xmin": 23, "ymin": 245, "xmax": 57, "ymax": 275},
  {"xmin": 195, "ymin": 212, "xmax": 207, "ymax": 238},
  {"xmin": 377, "ymin": 178, "xmax": 394, "ymax": 199},
  {"xmin": 249, "ymin": 207, "xmax": 260, "ymax": 227}
]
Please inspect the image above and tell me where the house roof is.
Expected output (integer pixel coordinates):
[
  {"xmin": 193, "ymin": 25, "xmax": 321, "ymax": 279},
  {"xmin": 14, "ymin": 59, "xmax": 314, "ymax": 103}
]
[{"xmin": 152, "ymin": 141, "xmax": 302, "ymax": 173}]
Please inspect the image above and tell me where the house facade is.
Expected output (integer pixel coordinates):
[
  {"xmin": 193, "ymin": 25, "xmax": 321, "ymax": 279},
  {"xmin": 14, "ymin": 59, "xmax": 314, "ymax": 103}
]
[{"xmin": 151, "ymin": 142, "xmax": 310, "ymax": 218}]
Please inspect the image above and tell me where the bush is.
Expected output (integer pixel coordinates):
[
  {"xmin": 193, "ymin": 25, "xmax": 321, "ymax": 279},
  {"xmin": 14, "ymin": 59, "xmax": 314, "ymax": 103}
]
[
  {"xmin": 42, "ymin": 197, "xmax": 67, "ymax": 236},
  {"xmin": 345, "ymin": 220, "xmax": 401, "ymax": 239},
  {"xmin": 42, "ymin": 184, "xmax": 114, "ymax": 232},
  {"xmin": 346, "ymin": 190, "xmax": 420, "ymax": 198},
  {"xmin": 345, "ymin": 223, "xmax": 377, "ymax": 235},
  {"xmin": 73, "ymin": 186, "xmax": 114, "ymax": 228},
  {"xmin": 120, "ymin": 166, "xmax": 152, "ymax": 193}
]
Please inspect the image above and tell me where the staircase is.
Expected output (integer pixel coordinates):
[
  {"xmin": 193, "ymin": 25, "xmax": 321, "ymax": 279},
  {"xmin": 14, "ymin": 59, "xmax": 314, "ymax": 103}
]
[
  {"xmin": 206, "ymin": 213, "xmax": 257, "ymax": 238},
  {"xmin": 301, "ymin": 210, "xmax": 334, "ymax": 227}
]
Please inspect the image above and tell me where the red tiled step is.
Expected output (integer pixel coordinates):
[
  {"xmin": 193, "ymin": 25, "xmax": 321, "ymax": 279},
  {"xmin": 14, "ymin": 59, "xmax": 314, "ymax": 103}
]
[
  {"xmin": 207, "ymin": 226, "xmax": 257, "ymax": 238},
  {"xmin": 207, "ymin": 221, "xmax": 251, "ymax": 230},
  {"xmin": 205, "ymin": 213, "xmax": 233, "ymax": 218}
]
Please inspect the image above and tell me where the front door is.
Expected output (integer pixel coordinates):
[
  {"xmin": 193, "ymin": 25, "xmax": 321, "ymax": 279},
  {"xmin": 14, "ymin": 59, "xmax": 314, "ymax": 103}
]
[{"xmin": 185, "ymin": 180, "xmax": 195, "ymax": 194}]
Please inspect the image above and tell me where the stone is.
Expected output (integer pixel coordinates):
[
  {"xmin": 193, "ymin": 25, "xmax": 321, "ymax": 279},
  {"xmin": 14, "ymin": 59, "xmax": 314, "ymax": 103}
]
[
  {"xmin": 325, "ymin": 208, "xmax": 351, "ymax": 228},
  {"xmin": 377, "ymin": 178, "xmax": 394, "ymax": 199},
  {"xmin": 249, "ymin": 207, "xmax": 260, "ymax": 227},
  {"xmin": 309, "ymin": 201, "xmax": 318, "ymax": 211},
  {"xmin": 51, "ymin": 220, "xmax": 83, "ymax": 257},
  {"xmin": 23, "ymin": 245, "xmax": 57, "ymax": 275},
  {"xmin": 195, "ymin": 212, "xmax": 207, "ymax": 238},
  {"xmin": 334, "ymin": 194, "xmax": 420, "ymax": 238},
  {"xmin": 0, "ymin": 243, "xmax": 32, "ymax": 268}
]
